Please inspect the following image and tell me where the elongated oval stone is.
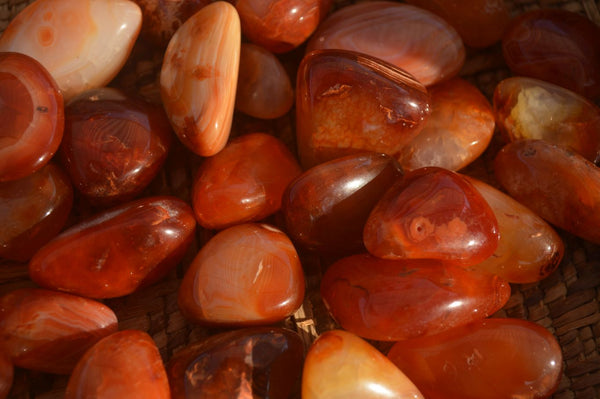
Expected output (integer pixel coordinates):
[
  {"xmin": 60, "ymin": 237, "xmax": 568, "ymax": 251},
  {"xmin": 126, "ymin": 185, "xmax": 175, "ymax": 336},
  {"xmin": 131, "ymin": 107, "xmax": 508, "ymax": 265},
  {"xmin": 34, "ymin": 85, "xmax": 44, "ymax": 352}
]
[
  {"xmin": 0, "ymin": 0, "xmax": 142, "ymax": 101},
  {"xmin": 303, "ymin": 330, "xmax": 424, "ymax": 399},
  {"xmin": 161, "ymin": 1, "xmax": 241, "ymax": 156}
]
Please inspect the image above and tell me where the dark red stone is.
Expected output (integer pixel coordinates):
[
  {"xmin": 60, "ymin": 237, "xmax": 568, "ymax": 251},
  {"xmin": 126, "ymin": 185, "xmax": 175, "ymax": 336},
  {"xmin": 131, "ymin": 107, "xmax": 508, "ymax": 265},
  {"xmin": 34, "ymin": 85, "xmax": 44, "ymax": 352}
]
[{"xmin": 0, "ymin": 351, "xmax": 12, "ymax": 399}]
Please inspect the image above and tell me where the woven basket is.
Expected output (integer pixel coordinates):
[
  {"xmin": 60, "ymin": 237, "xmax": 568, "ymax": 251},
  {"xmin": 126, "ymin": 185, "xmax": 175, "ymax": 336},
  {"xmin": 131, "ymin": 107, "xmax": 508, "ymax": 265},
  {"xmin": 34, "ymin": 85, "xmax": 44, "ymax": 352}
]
[{"xmin": 2, "ymin": 0, "xmax": 600, "ymax": 398}]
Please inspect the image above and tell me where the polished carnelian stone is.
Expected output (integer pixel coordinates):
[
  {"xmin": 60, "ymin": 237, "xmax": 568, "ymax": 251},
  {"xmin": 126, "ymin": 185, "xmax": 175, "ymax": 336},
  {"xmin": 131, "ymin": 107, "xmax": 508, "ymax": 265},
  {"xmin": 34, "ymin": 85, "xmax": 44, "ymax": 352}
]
[
  {"xmin": 321, "ymin": 254, "xmax": 510, "ymax": 341},
  {"xmin": 0, "ymin": 163, "xmax": 73, "ymax": 262},
  {"xmin": 178, "ymin": 223, "xmax": 304, "ymax": 326},
  {"xmin": 494, "ymin": 139, "xmax": 600, "ymax": 244},
  {"xmin": 466, "ymin": 176, "xmax": 564, "ymax": 283},
  {"xmin": 296, "ymin": 49, "xmax": 430, "ymax": 168},
  {"xmin": 494, "ymin": 77, "xmax": 600, "ymax": 164},
  {"xmin": 168, "ymin": 327, "xmax": 304, "ymax": 399},
  {"xmin": 303, "ymin": 330, "xmax": 424, "ymax": 399},
  {"xmin": 0, "ymin": 288, "xmax": 117, "ymax": 374},
  {"xmin": 0, "ymin": 52, "xmax": 63, "ymax": 182},
  {"xmin": 235, "ymin": 0, "xmax": 332, "ymax": 53},
  {"xmin": 60, "ymin": 87, "xmax": 172, "ymax": 207},
  {"xmin": 192, "ymin": 133, "xmax": 301, "ymax": 230},
  {"xmin": 0, "ymin": 351, "xmax": 12, "ymax": 399},
  {"xmin": 388, "ymin": 318, "xmax": 563, "ymax": 399},
  {"xmin": 282, "ymin": 152, "xmax": 403, "ymax": 255},
  {"xmin": 396, "ymin": 78, "xmax": 495, "ymax": 172},
  {"xmin": 364, "ymin": 167, "xmax": 499, "ymax": 266},
  {"xmin": 306, "ymin": 1, "xmax": 465, "ymax": 87},
  {"xmin": 65, "ymin": 330, "xmax": 170, "ymax": 399},
  {"xmin": 502, "ymin": 9, "xmax": 600, "ymax": 99},
  {"xmin": 29, "ymin": 196, "xmax": 196, "ymax": 298}
]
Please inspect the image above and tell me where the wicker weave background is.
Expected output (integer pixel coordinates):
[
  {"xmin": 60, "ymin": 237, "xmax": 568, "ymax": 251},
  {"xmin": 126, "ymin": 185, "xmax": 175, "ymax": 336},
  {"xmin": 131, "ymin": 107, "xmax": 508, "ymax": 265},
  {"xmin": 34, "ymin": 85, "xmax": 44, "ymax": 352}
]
[{"xmin": 1, "ymin": 0, "xmax": 600, "ymax": 398}]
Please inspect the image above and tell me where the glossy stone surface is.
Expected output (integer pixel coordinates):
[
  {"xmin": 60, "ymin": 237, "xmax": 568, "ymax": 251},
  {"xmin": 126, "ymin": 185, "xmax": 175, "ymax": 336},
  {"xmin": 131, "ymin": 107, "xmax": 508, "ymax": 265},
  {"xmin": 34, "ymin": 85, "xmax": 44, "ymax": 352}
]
[
  {"xmin": 0, "ymin": 288, "xmax": 117, "ymax": 374},
  {"xmin": 235, "ymin": 0, "xmax": 332, "ymax": 53},
  {"xmin": 303, "ymin": 330, "xmax": 424, "ymax": 399},
  {"xmin": 0, "ymin": 51, "xmax": 63, "ymax": 182},
  {"xmin": 60, "ymin": 87, "xmax": 172, "ymax": 207},
  {"xmin": 502, "ymin": 9, "xmax": 600, "ymax": 99},
  {"xmin": 321, "ymin": 254, "xmax": 510, "ymax": 341},
  {"xmin": 65, "ymin": 330, "xmax": 170, "ymax": 399},
  {"xmin": 494, "ymin": 77, "xmax": 600, "ymax": 164},
  {"xmin": 29, "ymin": 196, "xmax": 196, "ymax": 298},
  {"xmin": 388, "ymin": 318, "xmax": 563, "ymax": 399},
  {"xmin": 178, "ymin": 223, "xmax": 304, "ymax": 325},
  {"xmin": 296, "ymin": 49, "xmax": 430, "ymax": 168},
  {"xmin": 192, "ymin": 133, "xmax": 301, "ymax": 229},
  {"xmin": 0, "ymin": 0, "xmax": 142, "ymax": 100},
  {"xmin": 282, "ymin": 152, "xmax": 403, "ymax": 255},
  {"xmin": 0, "ymin": 352, "xmax": 12, "ymax": 399},
  {"xmin": 236, "ymin": 43, "xmax": 294, "ymax": 119},
  {"xmin": 364, "ymin": 167, "xmax": 499, "ymax": 266},
  {"xmin": 168, "ymin": 327, "xmax": 304, "ymax": 399},
  {"xmin": 466, "ymin": 176, "xmax": 564, "ymax": 283},
  {"xmin": 161, "ymin": 1, "xmax": 240, "ymax": 156},
  {"xmin": 0, "ymin": 163, "xmax": 73, "ymax": 262},
  {"xmin": 494, "ymin": 139, "xmax": 600, "ymax": 245},
  {"xmin": 405, "ymin": 0, "xmax": 510, "ymax": 48},
  {"xmin": 396, "ymin": 78, "xmax": 495, "ymax": 171},
  {"xmin": 306, "ymin": 1, "xmax": 465, "ymax": 86}
]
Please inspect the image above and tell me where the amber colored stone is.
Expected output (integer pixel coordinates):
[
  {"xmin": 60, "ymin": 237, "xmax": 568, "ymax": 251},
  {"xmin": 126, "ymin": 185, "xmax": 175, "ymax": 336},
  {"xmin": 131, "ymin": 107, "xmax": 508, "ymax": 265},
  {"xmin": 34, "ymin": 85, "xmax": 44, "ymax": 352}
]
[
  {"xmin": 405, "ymin": 0, "xmax": 510, "ymax": 48},
  {"xmin": 0, "ymin": 351, "xmax": 12, "ymax": 399},
  {"xmin": 60, "ymin": 87, "xmax": 172, "ymax": 207},
  {"xmin": 178, "ymin": 223, "xmax": 304, "ymax": 326},
  {"xmin": 321, "ymin": 254, "xmax": 510, "ymax": 341},
  {"xmin": 306, "ymin": 1, "xmax": 465, "ymax": 87},
  {"xmin": 502, "ymin": 9, "xmax": 600, "ymax": 99},
  {"xmin": 236, "ymin": 43, "xmax": 294, "ymax": 119},
  {"xmin": 160, "ymin": 1, "xmax": 240, "ymax": 156},
  {"xmin": 235, "ymin": 0, "xmax": 332, "ymax": 53},
  {"xmin": 494, "ymin": 77, "xmax": 600, "ymax": 164},
  {"xmin": 0, "ymin": 288, "xmax": 117, "ymax": 374},
  {"xmin": 192, "ymin": 133, "xmax": 301, "ymax": 230},
  {"xmin": 0, "ymin": 52, "xmax": 63, "ymax": 182},
  {"xmin": 466, "ymin": 176, "xmax": 564, "ymax": 283},
  {"xmin": 364, "ymin": 167, "xmax": 499, "ymax": 266},
  {"xmin": 494, "ymin": 139, "xmax": 600, "ymax": 245},
  {"xmin": 296, "ymin": 49, "xmax": 430, "ymax": 168},
  {"xmin": 396, "ymin": 78, "xmax": 495, "ymax": 172},
  {"xmin": 168, "ymin": 327, "xmax": 304, "ymax": 399},
  {"xmin": 65, "ymin": 330, "xmax": 170, "ymax": 399},
  {"xmin": 0, "ymin": 163, "xmax": 73, "ymax": 262},
  {"xmin": 388, "ymin": 318, "xmax": 563, "ymax": 399},
  {"xmin": 303, "ymin": 330, "xmax": 424, "ymax": 399},
  {"xmin": 29, "ymin": 196, "xmax": 196, "ymax": 298},
  {"xmin": 282, "ymin": 152, "xmax": 403, "ymax": 255}
]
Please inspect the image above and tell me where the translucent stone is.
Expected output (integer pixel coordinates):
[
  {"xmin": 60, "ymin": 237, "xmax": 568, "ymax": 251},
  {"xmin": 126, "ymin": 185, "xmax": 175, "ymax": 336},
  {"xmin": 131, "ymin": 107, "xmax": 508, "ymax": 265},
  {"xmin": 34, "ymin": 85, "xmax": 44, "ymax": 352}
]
[
  {"xmin": 302, "ymin": 330, "xmax": 424, "ymax": 399},
  {"xmin": 388, "ymin": 318, "xmax": 563, "ymax": 399},
  {"xmin": 296, "ymin": 49, "xmax": 430, "ymax": 168},
  {"xmin": 178, "ymin": 223, "xmax": 305, "ymax": 326},
  {"xmin": 0, "ymin": 0, "xmax": 142, "ymax": 100},
  {"xmin": 306, "ymin": 1, "xmax": 465, "ymax": 86}
]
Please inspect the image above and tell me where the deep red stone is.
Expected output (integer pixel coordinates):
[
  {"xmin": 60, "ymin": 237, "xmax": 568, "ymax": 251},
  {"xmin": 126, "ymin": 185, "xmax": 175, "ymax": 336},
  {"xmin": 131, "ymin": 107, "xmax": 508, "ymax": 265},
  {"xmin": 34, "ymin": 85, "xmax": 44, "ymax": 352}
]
[
  {"xmin": 502, "ymin": 9, "xmax": 600, "ymax": 99},
  {"xmin": 0, "ymin": 288, "xmax": 117, "ymax": 374},
  {"xmin": 0, "ymin": 351, "xmax": 12, "ymax": 399},
  {"xmin": 65, "ymin": 330, "xmax": 170, "ymax": 399},
  {"xmin": 282, "ymin": 152, "xmax": 403, "ymax": 255},
  {"xmin": 60, "ymin": 87, "xmax": 172, "ymax": 207},
  {"xmin": 0, "ymin": 52, "xmax": 64, "ymax": 182},
  {"xmin": 0, "ymin": 163, "xmax": 73, "ymax": 262},
  {"xmin": 29, "ymin": 196, "xmax": 196, "ymax": 298},
  {"xmin": 192, "ymin": 132, "xmax": 301, "ymax": 230},
  {"xmin": 364, "ymin": 167, "xmax": 499, "ymax": 266},
  {"xmin": 168, "ymin": 327, "xmax": 304, "ymax": 399},
  {"xmin": 388, "ymin": 318, "xmax": 563, "ymax": 399}
]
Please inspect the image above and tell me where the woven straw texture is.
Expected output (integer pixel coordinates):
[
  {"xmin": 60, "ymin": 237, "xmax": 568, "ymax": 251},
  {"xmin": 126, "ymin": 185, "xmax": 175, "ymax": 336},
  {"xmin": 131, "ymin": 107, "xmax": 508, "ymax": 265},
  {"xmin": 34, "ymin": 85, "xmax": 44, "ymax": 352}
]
[{"xmin": 1, "ymin": 0, "xmax": 600, "ymax": 398}]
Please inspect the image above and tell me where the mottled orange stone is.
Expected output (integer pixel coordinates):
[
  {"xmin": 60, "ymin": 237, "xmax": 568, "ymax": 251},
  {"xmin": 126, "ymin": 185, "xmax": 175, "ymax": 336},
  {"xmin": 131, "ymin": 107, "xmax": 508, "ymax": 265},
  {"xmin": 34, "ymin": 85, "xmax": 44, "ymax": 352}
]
[
  {"xmin": 388, "ymin": 318, "xmax": 563, "ymax": 399},
  {"xmin": 0, "ymin": 351, "xmax": 12, "ymax": 399},
  {"xmin": 65, "ymin": 330, "xmax": 170, "ymax": 399},
  {"xmin": 0, "ymin": 288, "xmax": 117, "ymax": 374}
]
